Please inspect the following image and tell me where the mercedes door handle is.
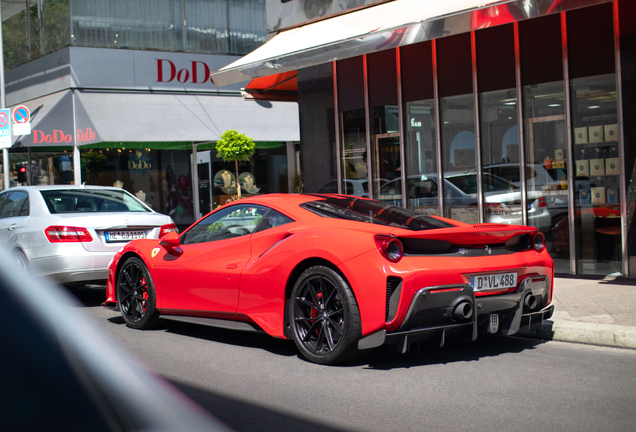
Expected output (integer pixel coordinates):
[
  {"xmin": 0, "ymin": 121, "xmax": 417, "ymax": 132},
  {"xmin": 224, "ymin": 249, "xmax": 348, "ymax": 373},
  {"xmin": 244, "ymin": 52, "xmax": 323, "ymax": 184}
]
[{"xmin": 7, "ymin": 224, "xmax": 16, "ymax": 231}]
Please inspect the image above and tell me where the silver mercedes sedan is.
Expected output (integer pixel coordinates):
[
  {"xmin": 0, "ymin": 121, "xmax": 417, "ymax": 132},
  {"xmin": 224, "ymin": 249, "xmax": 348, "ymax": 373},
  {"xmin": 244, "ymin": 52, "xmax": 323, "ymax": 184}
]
[{"xmin": 0, "ymin": 185, "xmax": 177, "ymax": 286}]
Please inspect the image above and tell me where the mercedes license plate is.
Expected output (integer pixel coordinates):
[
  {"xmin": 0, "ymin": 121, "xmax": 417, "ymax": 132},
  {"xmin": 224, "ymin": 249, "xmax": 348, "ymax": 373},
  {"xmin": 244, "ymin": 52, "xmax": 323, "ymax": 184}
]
[
  {"xmin": 105, "ymin": 230, "xmax": 146, "ymax": 242},
  {"xmin": 470, "ymin": 272, "xmax": 517, "ymax": 291}
]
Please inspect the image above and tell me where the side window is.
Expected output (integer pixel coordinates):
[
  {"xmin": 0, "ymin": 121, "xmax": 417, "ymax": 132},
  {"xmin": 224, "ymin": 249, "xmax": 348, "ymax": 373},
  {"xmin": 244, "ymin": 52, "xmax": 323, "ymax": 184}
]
[
  {"xmin": 19, "ymin": 196, "xmax": 30, "ymax": 216},
  {"xmin": 344, "ymin": 181, "xmax": 355, "ymax": 195},
  {"xmin": 407, "ymin": 179, "xmax": 438, "ymax": 198},
  {"xmin": 0, "ymin": 192, "xmax": 29, "ymax": 219},
  {"xmin": 0, "ymin": 192, "xmax": 9, "ymax": 213},
  {"xmin": 254, "ymin": 209, "xmax": 294, "ymax": 233},
  {"xmin": 181, "ymin": 204, "xmax": 269, "ymax": 245}
]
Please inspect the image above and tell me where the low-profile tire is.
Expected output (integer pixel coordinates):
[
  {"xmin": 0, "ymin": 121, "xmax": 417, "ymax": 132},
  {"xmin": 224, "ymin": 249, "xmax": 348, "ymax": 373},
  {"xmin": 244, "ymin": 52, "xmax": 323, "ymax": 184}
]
[
  {"xmin": 117, "ymin": 256, "xmax": 159, "ymax": 329},
  {"xmin": 288, "ymin": 265, "xmax": 362, "ymax": 365},
  {"xmin": 13, "ymin": 250, "xmax": 28, "ymax": 271}
]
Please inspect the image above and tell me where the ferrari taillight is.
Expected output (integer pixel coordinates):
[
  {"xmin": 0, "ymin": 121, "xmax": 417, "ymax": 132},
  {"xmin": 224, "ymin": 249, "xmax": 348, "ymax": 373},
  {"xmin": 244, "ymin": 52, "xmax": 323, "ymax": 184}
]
[
  {"xmin": 532, "ymin": 231, "xmax": 545, "ymax": 252},
  {"xmin": 374, "ymin": 234, "xmax": 403, "ymax": 263},
  {"xmin": 159, "ymin": 223, "xmax": 178, "ymax": 238},
  {"xmin": 45, "ymin": 226, "xmax": 93, "ymax": 243}
]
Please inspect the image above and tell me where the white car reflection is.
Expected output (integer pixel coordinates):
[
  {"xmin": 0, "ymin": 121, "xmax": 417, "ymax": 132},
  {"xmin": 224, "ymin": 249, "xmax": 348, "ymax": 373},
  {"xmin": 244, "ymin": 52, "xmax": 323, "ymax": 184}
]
[{"xmin": 376, "ymin": 172, "xmax": 552, "ymax": 232}]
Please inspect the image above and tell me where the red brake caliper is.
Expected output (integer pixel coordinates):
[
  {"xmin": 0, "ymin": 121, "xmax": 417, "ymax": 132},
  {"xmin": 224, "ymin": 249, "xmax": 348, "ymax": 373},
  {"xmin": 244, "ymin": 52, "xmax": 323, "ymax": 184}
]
[
  {"xmin": 141, "ymin": 277, "xmax": 148, "ymax": 311},
  {"xmin": 310, "ymin": 292, "xmax": 322, "ymax": 335}
]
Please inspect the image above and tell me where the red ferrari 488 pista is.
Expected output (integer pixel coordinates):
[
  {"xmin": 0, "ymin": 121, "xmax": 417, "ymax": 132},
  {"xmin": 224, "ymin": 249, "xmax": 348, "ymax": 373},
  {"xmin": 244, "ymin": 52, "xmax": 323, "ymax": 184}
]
[{"xmin": 105, "ymin": 194, "xmax": 554, "ymax": 364}]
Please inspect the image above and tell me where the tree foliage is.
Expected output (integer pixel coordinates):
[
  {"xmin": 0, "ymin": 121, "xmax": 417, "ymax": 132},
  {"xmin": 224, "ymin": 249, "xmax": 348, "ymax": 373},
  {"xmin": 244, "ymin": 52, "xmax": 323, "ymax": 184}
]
[
  {"xmin": 215, "ymin": 130, "xmax": 255, "ymax": 162},
  {"xmin": 2, "ymin": 0, "xmax": 71, "ymax": 71}
]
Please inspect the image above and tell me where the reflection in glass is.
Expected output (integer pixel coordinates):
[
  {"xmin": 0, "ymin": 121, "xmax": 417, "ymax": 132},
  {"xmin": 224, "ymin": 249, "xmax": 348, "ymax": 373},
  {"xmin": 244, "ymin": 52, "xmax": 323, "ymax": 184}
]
[
  {"xmin": 69, "ymin": 0, "xmax": 265, "ymax": 54},
  {"xmin": 404, "ymin": 99, "xmax": 438, "ymax": 215},
  {"xmin": 523, "ymin": 81, "xmax": 569, "ymax": 273},
  {"xmin": 298, "ymin": 63, "xmax": 336, "ymax": 194},
  {"xmin": 571, "ymin": 74, "xmax": 621, "ymax": 275},
  {"xmin": 370, "ymin": 105, "xmax": 400, "ymax": 201},
  {"xmin": 185, "ymin": 0, "xmax": 266, "ymax": 54},
  {"xmin": 71, "ymin": 0, "xmax": 184, "ymax": 50},
  {"xmin": 340, "ymin": 109, "xmax": 368, "ymax": 197},
  {"xmin": 44, "ymin": 0, "xmax": 71, "ymax": 55},
  {"xmin": 441, "ymin": 94, "xmax": 477, "ymax": 223},
  {"xmin": 3, "ymin": 2, "xmax": 43, "ymax": 69},
  {"xmin": 479, "ymin": 89, "xmax": 532, "ymax": 228}
]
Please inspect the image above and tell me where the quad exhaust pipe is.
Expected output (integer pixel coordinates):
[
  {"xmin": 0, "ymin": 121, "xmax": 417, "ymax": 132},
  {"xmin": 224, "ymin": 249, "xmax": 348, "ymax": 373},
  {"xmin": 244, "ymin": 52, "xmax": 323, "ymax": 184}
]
[
  {"xmin": 452, "ymin": 301, "xmax": 473, "ymax": 321},
  {"xmin": 524, "ymin": 293, "xmax": 540, "ymax": 310},
  {"xmin": 451, "ymin": 294, "xmax": 541, "ymax": 323}
]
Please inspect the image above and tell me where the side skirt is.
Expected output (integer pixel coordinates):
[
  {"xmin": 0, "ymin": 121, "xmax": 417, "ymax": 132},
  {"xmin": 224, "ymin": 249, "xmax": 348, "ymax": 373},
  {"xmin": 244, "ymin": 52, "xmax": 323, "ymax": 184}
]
[{"xmin": 160, "ymin": 315, "xmax": 265, "ymax": 333}]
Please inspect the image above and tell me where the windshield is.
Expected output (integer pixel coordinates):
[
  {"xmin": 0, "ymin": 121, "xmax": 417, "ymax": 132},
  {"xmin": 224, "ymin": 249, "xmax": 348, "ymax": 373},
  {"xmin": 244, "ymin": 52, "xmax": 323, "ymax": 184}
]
[
  {"xmin": 41, "ymin": 189, "xmax": 151, "ymax": 214},
  {"xmin": 302, "ymin": 195, "xmax": 455, "ymax": 231}
]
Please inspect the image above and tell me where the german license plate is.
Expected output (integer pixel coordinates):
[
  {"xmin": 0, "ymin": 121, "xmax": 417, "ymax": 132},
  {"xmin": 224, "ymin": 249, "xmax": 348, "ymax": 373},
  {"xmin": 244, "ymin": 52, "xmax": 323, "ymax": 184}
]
[
  {"xmin": 105, "ymin": 230, "xmax": 146, "ymax": 242},
  {"xmin": 470, "ymin": 272, "xmax": 517, "ymax": 291}
]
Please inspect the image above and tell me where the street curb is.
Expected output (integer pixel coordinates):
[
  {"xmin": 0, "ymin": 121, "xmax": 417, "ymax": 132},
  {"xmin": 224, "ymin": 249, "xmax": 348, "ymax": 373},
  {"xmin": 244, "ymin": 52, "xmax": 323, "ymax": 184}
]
[{"xmin": 532, "ymin": 319, "xmax": 636, "ymax": 350}]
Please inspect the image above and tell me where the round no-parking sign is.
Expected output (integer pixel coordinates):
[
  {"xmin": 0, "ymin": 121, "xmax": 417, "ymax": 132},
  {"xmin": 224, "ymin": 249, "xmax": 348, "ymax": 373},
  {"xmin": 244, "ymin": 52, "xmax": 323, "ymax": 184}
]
[{"xmin": 13, "ymin": 105, "xmax": 30, "ymax": 124}]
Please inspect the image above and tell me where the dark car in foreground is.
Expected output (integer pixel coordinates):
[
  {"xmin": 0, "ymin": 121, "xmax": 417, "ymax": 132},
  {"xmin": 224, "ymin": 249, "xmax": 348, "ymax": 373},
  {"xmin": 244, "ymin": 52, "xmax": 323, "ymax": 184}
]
[{"xmin": 0, "ymin": 248, "xmax": 230, "ymax": 432}]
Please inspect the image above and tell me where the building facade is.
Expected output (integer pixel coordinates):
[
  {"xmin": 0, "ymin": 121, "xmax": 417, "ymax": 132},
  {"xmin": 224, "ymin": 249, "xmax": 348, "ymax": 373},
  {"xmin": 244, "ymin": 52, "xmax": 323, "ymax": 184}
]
[
  {"xmin": 1, "ymin": 0, "xmax": 299, "ymax": 229},
  {"xmin": 213, "ymin": 0, "xmax": 636, "ymax": 277}
]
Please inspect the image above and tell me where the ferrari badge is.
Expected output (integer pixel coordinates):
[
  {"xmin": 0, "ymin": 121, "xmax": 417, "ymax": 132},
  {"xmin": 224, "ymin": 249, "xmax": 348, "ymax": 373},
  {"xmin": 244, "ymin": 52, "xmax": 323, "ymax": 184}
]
[{"xmin": 151, "ymin": 247, "xmax": 161, "ymax": 258}]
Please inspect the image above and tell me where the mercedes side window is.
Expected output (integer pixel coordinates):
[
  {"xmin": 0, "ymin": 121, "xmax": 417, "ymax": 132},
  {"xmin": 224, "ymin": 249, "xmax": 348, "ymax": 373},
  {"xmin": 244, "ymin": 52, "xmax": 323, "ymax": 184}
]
[
  {"xmin": 0, "ymin": 192, "xmax": 29, "ymax": 219},
  {"xmin": 181, "ymin": 204, "xmax": 269, "ymax": 245},
  {"xmin": 253, "ymin": 209, "xmax": 294, "ymax": 233},
  {"xmin": 0, "ymin": 192, "xmax": 8, "ymax": 214}
]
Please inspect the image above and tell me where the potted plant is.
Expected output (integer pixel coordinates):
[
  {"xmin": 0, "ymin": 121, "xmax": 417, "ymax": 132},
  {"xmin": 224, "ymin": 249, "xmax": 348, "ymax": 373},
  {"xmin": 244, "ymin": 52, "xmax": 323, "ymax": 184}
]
[{"xmin": 215, "ymin": 130, "xmax": 255, "ymax": 197}]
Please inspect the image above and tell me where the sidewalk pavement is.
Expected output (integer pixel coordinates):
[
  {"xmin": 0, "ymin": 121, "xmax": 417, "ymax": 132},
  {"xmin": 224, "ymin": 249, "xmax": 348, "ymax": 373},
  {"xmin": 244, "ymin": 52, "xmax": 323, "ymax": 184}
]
[{"xmin": 527, "ymin": 276, "xmax": 636, "ymax": 350}]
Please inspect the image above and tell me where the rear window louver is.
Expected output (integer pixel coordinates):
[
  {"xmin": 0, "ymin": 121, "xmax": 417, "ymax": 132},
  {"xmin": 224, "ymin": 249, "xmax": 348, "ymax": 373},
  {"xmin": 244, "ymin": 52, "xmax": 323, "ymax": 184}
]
[{"xmin": 400, "ymin": 234, "xmax": 532, "ymax": 257}]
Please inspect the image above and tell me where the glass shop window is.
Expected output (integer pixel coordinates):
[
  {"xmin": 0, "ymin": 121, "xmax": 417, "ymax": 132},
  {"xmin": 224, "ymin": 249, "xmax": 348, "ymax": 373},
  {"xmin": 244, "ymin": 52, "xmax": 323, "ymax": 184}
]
[
  {"xmin": 568, "ymin": 3, "xmax": 621, "ymax": 276},
  {"xmin": 367, "ymin": 49, "xmax": 400, "ymax": 203},
  {"xmin": 400, "ymin": 41, "xmax": 438, "ymax": 215},
  {"xmin": 337, "ymin": 57, "xmax": 367, "ymax": 197},
  {"xmin": 298, "ymin": 63, "xmax": 337, "ymax": 195},
  {"xmin": 437, "ymin": 33, "xmax": 477, "ymax": 224},
  {"xmin": 520, "ymin": 13, "xmax": 569, "ymax": 273},
  {"xmin": 476, "ymin": 24, "xmax": 522, "ymax": 226}
]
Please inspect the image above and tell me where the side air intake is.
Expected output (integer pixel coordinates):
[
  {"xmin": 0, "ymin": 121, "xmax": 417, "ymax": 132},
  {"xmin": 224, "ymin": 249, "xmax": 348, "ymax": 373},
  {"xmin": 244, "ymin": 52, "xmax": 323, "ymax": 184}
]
[{"xmin": 386, "ymin": 277, "xmax": 402, "ymax": 323}]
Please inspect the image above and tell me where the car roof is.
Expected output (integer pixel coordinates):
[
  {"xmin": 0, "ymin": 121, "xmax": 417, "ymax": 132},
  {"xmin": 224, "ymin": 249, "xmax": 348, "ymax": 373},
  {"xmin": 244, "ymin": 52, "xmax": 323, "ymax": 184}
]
[
  {"xmin": 7, "ymin": 185, "xmax": 123, "ymax": 191},
  {"xmin": 225, "ymin": 193, "xmax": 330, "ymax": 207}
]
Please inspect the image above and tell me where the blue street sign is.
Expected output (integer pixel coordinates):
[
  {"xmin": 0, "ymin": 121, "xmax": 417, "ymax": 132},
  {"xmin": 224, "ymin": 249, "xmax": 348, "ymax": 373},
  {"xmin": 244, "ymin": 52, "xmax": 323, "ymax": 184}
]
[{"xmin": 0, "ymin": 109, "xmax": 11, "ymax": 148}]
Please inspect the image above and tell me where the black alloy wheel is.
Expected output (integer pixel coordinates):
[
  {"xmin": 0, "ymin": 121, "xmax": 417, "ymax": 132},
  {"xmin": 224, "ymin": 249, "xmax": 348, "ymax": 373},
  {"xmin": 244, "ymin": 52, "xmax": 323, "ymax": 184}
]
[
  {"xmin": 289, "ymin": 266, "xmax": 362, "ymax": 365},
  {"xmin": 117, "ymin": 257, "xmax": 159, "ymax": 329}
]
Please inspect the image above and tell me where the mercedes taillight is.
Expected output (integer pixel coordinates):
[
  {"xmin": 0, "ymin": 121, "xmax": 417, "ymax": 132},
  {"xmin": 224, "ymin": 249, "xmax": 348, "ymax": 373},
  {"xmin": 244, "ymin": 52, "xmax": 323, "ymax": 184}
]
[{"xmin": 45, "ymin": 226, "xmax": 93, "ymax": 243}]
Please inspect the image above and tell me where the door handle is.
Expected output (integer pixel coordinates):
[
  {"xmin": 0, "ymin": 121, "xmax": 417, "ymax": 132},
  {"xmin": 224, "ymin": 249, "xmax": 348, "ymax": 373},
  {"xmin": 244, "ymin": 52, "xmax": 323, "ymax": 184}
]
[
  {"xmin": 226, "ymin": 263, "xmax": 238, "ymax": 269},
  {"xmin": 7, "ymin": 224, "xmax": 16, "ymax": 231}
]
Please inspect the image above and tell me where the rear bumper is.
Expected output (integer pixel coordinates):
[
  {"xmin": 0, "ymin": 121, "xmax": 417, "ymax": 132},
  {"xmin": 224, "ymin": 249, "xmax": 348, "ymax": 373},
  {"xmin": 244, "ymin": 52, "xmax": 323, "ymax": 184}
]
[
  {"xmin": 358, "ymin": 276, "xmax": 554, "ymax": 352},
  {"xmin": 32, "ymin": 251, "xmax": 115, "ymax": 284}
]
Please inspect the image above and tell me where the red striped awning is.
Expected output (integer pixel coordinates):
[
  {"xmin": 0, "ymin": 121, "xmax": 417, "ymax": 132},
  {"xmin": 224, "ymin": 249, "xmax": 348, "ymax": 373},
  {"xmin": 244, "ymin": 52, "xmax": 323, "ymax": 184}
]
[{"xmin": 241, "ymin": 71, "xmax": 298, "ymax": 102}]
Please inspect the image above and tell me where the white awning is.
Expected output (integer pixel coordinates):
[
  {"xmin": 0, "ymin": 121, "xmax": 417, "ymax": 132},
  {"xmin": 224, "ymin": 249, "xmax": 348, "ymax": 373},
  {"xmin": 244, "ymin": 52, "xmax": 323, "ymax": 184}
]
[
  {"xmin": 8, "ymin": 90, "xmax": 299, "ymax": 147},
  {"xmin": 73, "ymin": 92, "xmax": 299, "ymax": 143},
  {"xmin": 211, "ymin": 0, "xmax": 612, "ymax": 87},
  {"xmin": 211, "ymin": 0, "xmax": 506, "ymax": 87},
  {"xmin": 10, "ymin": 91, "xmax": 74, "ymax": 148}
]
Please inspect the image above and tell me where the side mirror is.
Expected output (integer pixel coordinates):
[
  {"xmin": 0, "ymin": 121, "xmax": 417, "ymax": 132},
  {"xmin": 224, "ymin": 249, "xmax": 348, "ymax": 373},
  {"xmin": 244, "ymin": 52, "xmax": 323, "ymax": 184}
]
[{"xmin": 159, "ymin": 231, "xmax": 180, "ymax": 248}]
